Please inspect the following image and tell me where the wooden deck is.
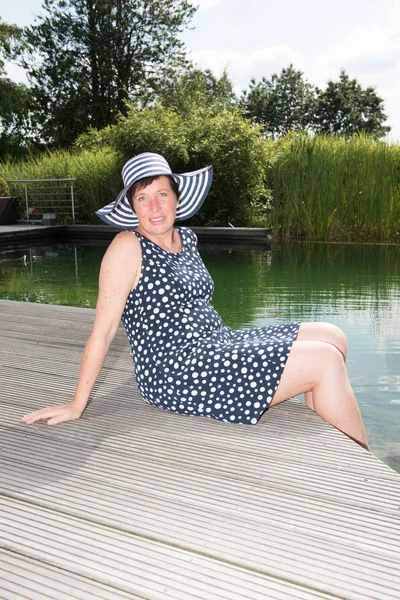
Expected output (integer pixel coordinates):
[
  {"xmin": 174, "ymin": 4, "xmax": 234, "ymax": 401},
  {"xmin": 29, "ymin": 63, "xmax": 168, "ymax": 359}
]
[{"xmin": 1, "ymin": 299, "xmax": 399, "ymax": 599}]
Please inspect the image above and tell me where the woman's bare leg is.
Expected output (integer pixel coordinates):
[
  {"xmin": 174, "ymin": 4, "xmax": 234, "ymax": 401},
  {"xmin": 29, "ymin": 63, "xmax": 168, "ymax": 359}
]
[
  {"xmin": 296, "ymin": 323, "xmax": 349, "ymax": 412},
  {"xmin": 270, "ymin": 340, "xmax": 369, "ymax": 450},
  {"xmin": 304, "ymin": 392, "xmax": 315, "ymax": 411}
]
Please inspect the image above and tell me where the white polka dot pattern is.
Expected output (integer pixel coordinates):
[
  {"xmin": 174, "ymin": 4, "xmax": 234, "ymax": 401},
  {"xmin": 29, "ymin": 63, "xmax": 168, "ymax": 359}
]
[{"xmin": 122, "ymin": 227, "xmax": 300, "ymax": 424}]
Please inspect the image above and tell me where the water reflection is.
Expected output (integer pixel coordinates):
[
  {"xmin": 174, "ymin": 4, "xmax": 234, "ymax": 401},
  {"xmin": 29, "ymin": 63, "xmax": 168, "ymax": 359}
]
[
  {"xmin": 203, "ymin": 242, "xmax": 400, "ymax": 335},
  {"xmin": 0, "ymin": 244, "xmax": 100, "ymax": 307},
  {"xmin": 0, "ymin": 240, "xmax": 399, "ymax": 469}
]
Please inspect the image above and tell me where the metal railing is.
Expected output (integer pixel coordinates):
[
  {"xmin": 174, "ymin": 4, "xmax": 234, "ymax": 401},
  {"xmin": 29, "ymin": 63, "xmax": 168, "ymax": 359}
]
[{"xmin": 6, "ymin": 178, "xmax": 77, "ymax": 224}]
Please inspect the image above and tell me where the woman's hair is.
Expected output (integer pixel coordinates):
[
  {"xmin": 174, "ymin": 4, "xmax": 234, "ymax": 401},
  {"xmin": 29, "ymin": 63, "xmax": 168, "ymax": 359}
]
[{"xmin": 128, "ymin": 175, "xmax": 180, "ymax": 211}]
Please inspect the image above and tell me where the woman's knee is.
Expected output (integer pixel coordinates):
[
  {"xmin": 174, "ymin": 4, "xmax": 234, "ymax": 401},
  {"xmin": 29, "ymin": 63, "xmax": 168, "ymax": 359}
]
[
  {"xmin": 317, "ymin": 340, "xmax": 345, "ymax": 370},
  {"xmin": 298, "ymin": 322, "xmax": 348, "ymax": 359},
  {"xmin": 317, "ymin": 322, "xmax": 348, "ymax": 358},
  {"xmin": 271, "ymin": 340, "xmax": 344, "ymax": 404},
  {"xmin": 299, "ymin": 340, "xmax": 344, "ymax": 383}
]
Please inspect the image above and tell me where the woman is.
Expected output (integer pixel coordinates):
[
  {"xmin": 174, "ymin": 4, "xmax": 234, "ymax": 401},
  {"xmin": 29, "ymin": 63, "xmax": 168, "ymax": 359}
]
[{"xmin": 22, "ymin": 152, "xmax": 370, "ymax": 451}]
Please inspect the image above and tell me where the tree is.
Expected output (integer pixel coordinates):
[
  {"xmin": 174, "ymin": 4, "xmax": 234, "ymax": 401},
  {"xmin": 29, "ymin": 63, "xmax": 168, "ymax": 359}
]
[
  {"xmin": 23, "ymin": 0, "xmax": 196, "ymax": 147},
  {"xmin": 0, "ymin": 18, "xmax": 24, "ymax": 69},
  {"xmin": 157, "ymin": 68, "xmax": 237, "ymax": 115},
  {"xmin": 314, "ymin": 70, "xmax": 390, "ymax": 137},
  {"xmin": 240, "ymin": 65, "xmax": 317, "ymax": 137},
  {"xmin": 0, "ymin": 79, "xmax": 36, "ymax": 158},
  {"xmin": 0, "ymin": 18, "xmax": 34, "ymax": 158}
]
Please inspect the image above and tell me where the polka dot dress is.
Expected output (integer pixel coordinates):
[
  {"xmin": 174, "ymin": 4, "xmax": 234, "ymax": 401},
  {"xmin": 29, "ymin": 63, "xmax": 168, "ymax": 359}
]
[{"xmin": 122, "ymin": 227, "xmax": 300, "ymax": 424}]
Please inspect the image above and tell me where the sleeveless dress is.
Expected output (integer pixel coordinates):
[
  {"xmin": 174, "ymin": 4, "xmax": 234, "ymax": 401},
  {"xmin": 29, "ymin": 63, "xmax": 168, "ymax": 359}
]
[{"xmin": 122, "ymin": 227, "xmax": 300, "ymax": 424}]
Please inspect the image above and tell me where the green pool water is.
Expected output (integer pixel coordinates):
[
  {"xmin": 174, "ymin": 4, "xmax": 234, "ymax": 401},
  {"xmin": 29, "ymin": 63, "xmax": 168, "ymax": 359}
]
[{"xmin": 1, "ymin": 239, "xmax": 399, "ymax": 470}]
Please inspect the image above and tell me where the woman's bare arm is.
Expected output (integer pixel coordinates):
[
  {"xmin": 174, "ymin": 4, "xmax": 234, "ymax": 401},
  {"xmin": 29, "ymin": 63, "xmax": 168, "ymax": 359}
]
[{"xmin": 22, "ymin": 231, "xmax": 141, "ymax": 425}]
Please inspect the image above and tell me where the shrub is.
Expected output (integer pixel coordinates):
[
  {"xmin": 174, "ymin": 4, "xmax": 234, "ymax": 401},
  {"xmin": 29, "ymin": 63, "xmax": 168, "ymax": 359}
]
[
  {"xmin": 77, "ymin": 103, "xmax": 273, "ymax": 226},
  {"xmin": 0, "ymin": 176, "xmax": 10, "ymax": 196}
]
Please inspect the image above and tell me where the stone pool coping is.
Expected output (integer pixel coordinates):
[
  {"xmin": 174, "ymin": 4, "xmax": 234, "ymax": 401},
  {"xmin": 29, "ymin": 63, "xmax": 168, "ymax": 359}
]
[{"xmin": 0, "ymin": 224, "xmax": 273, "ymax": 247}]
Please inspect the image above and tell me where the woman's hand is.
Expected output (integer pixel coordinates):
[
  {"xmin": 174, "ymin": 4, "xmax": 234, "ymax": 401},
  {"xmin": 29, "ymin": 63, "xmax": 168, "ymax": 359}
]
[{"xmin": 22, "ymin": 402, "xmax": 84, "ymax": 426}]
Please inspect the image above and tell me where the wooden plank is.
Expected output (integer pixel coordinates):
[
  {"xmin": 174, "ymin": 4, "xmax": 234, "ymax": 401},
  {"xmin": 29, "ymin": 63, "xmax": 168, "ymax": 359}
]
[
  {"xmin": 0, "ymin": 549, "xmax": 142, "ymax": 600},
  {"xmin": 1, "ymin": 299, "xmax": 400, "ymax": 600}
]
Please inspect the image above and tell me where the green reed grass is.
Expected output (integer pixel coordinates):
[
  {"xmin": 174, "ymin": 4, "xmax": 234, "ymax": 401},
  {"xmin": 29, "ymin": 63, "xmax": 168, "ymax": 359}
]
[
  {"xmin": 268, "ymin": 134, "xmax": 400, "ymax": 241},
  {"xmin": 0, "ymin": 146, "xmax": 122, "ymax": 223}
]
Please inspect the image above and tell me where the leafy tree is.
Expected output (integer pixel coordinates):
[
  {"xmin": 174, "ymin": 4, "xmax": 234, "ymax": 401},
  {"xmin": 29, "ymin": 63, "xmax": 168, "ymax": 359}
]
[
  {"xmin": 157, "ymin": 68, "xmax": 237, "ymax": 115},
  {"xmin": 0, "ymin": 18, "xmax": 34, "ymax": 158},
  {"xmin": 23, "ymin": 0, "xmax": 196, "ymax": 147},
  {"xmin": 0, "ymin": 79, "xmax": 36, "ymax": 158},
  {"xmin": 240, "ymin": 65, "xmax": 317, "ymax": 137},
  {"xmin": 314, "ymin": 70, "xmax": 390, "ymax": 137},
  {"xmin": 0, "ymin": 18, "xmax": 24, "ymax": 69}
]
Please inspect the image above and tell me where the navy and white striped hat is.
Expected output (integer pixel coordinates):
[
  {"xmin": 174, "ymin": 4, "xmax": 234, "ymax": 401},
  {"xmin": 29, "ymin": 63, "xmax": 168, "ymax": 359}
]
[{"xmin": 96, "ymin": 152, "xmax": 213, "ymax": 229}]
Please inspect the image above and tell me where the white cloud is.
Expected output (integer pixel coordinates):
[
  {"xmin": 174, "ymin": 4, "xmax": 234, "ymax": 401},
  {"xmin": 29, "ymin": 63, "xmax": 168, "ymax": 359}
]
[
  {"xmin": 317, "ymin": 2, "xmax": 400, "ymax": 77},
  {"xmin": 195, "ymin": 0, "xmax": 224, "ymax": 9},
  {"xmin": 318, "ymin": 25, "xmax": 400, "ymax": 75},
  {"xmin": 189, "ymin": 45, "xmax": 305, "ymax": 90}
]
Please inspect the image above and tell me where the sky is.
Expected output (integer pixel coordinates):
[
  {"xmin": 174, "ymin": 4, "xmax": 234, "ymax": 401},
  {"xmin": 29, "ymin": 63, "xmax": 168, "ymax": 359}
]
[{"xmin": 2, "ymin": 0, "xmax": 400, "ymax": 141}]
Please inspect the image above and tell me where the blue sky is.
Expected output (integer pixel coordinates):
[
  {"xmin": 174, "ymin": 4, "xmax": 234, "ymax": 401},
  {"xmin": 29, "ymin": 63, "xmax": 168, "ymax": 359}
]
[{"xmin": 3, "ymin": 0, "xmax": 400, "ymax": 140}]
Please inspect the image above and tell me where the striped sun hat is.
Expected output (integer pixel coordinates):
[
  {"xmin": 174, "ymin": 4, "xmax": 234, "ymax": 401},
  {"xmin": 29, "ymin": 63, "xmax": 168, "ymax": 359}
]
[{"xmin": 96, "ymin": 152, "xmax": 213, "ymax": 229}]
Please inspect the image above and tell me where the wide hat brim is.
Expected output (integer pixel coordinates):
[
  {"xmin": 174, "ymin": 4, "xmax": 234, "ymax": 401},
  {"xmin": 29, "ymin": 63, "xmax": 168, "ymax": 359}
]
[{"xmin": 96, "ymin": 164, "xmax": 213, "ymax": 229}]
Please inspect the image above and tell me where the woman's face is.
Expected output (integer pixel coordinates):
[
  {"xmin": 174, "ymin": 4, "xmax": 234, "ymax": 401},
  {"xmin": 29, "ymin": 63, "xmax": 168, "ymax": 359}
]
[{"xmin": 132, "ymin": 176, "xmax": 178, "ymax": 235}]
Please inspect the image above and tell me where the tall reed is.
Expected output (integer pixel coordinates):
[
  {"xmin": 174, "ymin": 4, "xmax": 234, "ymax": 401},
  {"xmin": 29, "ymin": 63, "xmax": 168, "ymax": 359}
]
[
  {"xmin": 268, "ymin": 134, "xmax": 400, "ymax": 241},
  {"xmin": 0, "ymin": 146, "xmax": 122, "ymax": 223}
]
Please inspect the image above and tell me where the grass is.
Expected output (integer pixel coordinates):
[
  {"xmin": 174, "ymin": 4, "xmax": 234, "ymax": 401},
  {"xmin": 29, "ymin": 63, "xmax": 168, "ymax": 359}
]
[{"xmin": 269, "ymin": 134, "xmax": 400, "ymax": 241}]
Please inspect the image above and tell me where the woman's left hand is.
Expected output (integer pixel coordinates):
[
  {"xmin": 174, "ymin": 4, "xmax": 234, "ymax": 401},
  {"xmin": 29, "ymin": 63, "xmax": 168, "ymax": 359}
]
[{"xmin": 22, "ymin": 401, "xmax": 84, "ymax": 426}]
